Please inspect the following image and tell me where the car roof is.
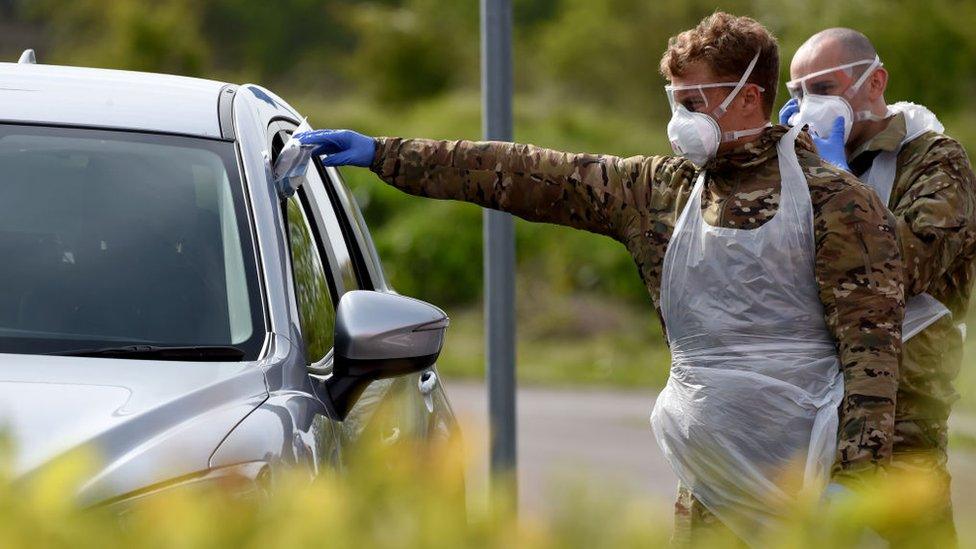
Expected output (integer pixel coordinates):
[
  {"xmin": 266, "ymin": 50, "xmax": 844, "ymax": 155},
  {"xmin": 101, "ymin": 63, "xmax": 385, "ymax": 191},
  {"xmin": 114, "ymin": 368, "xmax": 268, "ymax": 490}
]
[{"xmin": 0, "ymin": 62, "xmax": 230, "ymax": 139}]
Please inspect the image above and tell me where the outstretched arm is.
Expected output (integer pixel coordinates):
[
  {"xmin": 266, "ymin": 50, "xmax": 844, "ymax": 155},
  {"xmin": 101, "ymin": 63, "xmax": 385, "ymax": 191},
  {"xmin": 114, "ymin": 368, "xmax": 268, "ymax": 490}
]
[{"xmin": 297, "ymin": 130, "xmax": 663, "ymax": 242}]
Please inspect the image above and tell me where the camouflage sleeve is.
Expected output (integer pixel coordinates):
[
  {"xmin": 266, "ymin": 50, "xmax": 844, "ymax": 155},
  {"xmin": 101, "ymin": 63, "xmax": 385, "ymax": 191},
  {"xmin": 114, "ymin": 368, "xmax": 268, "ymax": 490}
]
[
  {"xmin": 892, "ymin": 136, "xmax": 976, "ymax": 296},
  {"xmin": 370, "ymin": 137, "xmax": 666, "ymax": 242},
  {"xmin": 814, "ymin": 177, "xmax": 904, "ymax": 483}
]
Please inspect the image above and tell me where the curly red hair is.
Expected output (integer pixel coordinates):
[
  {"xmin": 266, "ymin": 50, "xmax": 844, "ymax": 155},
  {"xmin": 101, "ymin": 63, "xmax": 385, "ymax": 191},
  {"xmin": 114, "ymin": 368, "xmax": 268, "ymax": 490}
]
[{"xmin": 660, "ymin": 12, "xmax": 779, "ymax": 117}]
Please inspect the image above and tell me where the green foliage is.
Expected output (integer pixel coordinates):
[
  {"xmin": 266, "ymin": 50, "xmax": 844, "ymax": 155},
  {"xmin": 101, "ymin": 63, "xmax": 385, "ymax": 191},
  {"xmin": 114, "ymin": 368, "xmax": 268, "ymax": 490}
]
[
  {"xmin": 200, "ymin": 0, "xmax": 347, "ymax": 83},
  {"xmin": 375, "ymin": 198, "xmax": 485, "ymax": 305},
  {"xmin": 436, "ymin": 294, "xmax": 672, "ymax": 389},
  {"xmin": 339, "ymin": 0, "xmax": 479, "ymax": 104},
  {"xmin": 16, "ymin": 0, "xmax": 976, "ymax": 123},
  {"xmin": 533, "ymin": 0, "xmax": 678, "ymax": 119},
  {"xmin": 0, "ymin": 433, "xmax": 964, "ymax": 548},
  {"xmin": 23, "ymin": 0, "xmax": 208, "ymax": 75}
]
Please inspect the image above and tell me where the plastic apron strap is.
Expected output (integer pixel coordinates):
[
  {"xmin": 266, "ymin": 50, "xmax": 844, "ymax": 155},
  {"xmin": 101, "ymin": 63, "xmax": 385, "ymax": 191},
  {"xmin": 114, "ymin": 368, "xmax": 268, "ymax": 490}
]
[
  {"xmin": 777, "ymin": 125, "xmax": 808, "ymax": 197},
  {"xmin": 904, "ymin": 293, "xmax": 952, "ymax": 340},
  {"xmin": 659, "ymin": 170, "xmax": 707, "ymax": 320}
]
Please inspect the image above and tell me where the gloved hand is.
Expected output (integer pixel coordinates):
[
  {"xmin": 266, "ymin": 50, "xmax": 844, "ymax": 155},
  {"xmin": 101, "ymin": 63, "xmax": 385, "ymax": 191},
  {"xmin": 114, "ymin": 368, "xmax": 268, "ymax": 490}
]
[
  {"xmin": 778, "ymin": 97, "xmax": 799, "ymax": 126},
  {"xmin": 821, "ymin": 482, "xmax": 887, "ymax": 543},
  {"xmin": 821, "ymin": 482, "xmax": 851, "ymax": 506},
  {"xmin": 812, "ymin": 116, "xmax": 850, "ymax": 172},
  {"xmin": 293, "ymin": 129, "xmax": 377, "ymax": 168}
]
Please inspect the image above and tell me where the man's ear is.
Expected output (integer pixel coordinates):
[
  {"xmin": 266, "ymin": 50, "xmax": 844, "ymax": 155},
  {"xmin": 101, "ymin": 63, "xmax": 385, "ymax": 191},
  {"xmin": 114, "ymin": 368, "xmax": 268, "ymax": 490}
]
[
  {"xmin": 738, "ymin": 83, "xmax": 764, "ymax": 117},
  {"xmin": 867, "ymin": 67, "xmax": 888, "ymax": 101}
]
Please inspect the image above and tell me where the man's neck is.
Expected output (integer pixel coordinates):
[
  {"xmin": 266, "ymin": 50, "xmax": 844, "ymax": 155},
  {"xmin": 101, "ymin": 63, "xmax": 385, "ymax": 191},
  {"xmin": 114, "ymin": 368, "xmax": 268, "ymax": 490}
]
[
  {"xmin": 716, "ymin": 120, "xmax": 768, "ymax": 154},
  {"xmin": 846, "ymin": 102, "xmax": 890, "ymax": 153}
]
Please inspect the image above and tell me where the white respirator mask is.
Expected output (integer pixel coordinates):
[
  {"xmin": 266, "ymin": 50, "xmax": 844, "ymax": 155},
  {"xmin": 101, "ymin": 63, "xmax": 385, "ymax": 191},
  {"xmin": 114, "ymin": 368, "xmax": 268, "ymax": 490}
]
[
  {"xmin": 786, "ymin": 55, "xmax": 885, "ymax": 142},
  {"xmin": 665, "ymin": 51, "xmax": 770, "ymax": 167}
]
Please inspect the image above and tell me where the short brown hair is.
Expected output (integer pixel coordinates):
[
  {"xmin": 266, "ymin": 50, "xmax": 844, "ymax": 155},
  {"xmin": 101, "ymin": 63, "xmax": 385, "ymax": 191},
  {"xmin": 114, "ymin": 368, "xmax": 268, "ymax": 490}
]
[{"xmin": 660, "ymin": 12, "xmax": 779, "ymax": 117}]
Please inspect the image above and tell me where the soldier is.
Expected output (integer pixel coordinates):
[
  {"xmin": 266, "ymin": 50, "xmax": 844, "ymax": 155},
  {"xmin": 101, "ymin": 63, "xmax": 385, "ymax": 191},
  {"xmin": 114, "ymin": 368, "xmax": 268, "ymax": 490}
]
[
  {"xmin": 297, "ymin": 13, "xmax": 904, "ymax": 544},
  {"xmin": 781, "ymin": 28, "xmax": 976, "ymax": 543}
]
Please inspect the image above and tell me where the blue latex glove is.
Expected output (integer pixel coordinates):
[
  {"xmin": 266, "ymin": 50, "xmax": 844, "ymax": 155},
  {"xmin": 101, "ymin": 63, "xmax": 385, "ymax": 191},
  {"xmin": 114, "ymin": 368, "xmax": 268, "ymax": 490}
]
[
  {"xmin": 812, "ymin": 116, "xmax": 850, "ymax": 172},
  {"xmin": 293, "ymin": 129, "xmax": 377, "ymax": 168},
  {"xmin": 821, "ymin": 482, "xmax": 851, "ymax": 505},
  {"xmin": 778, "ymin": 97, "xmax": 799, "ymax": 126}
]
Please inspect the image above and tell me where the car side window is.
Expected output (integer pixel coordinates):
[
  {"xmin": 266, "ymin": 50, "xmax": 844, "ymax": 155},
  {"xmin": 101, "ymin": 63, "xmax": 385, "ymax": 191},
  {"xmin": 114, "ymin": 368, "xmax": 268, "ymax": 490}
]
[
  {"xmin": 320, "ymin": 166, "xmax": 387, "ymax": 291},
  {"xmin": 300, "ymin": 163, "xmax": 362, "ymax": 293},
  {"xmin": 284, "ymin": 192, "xmax": 336, "ymax": 364}
]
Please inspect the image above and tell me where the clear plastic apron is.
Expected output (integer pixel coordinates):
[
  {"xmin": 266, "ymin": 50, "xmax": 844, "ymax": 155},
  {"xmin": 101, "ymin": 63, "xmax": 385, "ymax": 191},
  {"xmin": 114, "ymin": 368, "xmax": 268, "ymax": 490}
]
[
  {"xmin": 861, "ymin": 102, "xmax": 951, "ymax": 339},
  {"xmin": 651, "ymin": 126, "xmax": 844, "ymax": 542}
]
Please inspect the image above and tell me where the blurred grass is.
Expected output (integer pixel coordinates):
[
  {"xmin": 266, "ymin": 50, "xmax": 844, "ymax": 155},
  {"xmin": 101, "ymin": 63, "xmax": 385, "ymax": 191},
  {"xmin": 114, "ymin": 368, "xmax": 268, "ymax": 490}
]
[
  {"xmin": 0, "ymin": 428, "xmax": 966, "ymax": 548},
  {"xmin": 436, "ymin": 295, "xmax": 670, "ymax": 391},
  {"xmin": 959, "ymin": 303, "xmax": 976, "ymax": 412}
]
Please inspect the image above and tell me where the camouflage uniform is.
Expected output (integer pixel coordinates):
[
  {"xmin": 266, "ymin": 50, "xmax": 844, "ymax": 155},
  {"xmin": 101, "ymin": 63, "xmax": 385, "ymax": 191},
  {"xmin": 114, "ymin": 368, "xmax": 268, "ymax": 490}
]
[
  {"xmin": 849, "ymin": 111, "xmax": 976, "ymax": 539},
  {"xmin": 370, "ymin": 126, "xmax": 904, "ymax": 542}
]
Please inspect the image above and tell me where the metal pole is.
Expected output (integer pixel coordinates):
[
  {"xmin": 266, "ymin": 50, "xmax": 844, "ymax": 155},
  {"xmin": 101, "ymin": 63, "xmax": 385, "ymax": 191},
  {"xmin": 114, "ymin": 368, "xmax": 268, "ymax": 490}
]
[{"xmin": 480, "ymin": 0, "xmax": 517, "ymax": 509}]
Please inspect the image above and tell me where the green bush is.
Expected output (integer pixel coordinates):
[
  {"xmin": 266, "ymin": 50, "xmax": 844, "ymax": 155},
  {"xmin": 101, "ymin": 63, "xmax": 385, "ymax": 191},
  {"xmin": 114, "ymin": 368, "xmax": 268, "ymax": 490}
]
[
  {"xmin": 373, "ymin": 198, "xmax": 485, "ymax": 305},
  {"xmin": 0, "ymin": 432, "xmax": 961, "ymax": 548},
  {"xmin": 23, "ymin": 0, "xmax": 208, "ymax": 75},
  {"xmin": 339, "ymin": 0, "xmax": 478, "ymax": 105}
]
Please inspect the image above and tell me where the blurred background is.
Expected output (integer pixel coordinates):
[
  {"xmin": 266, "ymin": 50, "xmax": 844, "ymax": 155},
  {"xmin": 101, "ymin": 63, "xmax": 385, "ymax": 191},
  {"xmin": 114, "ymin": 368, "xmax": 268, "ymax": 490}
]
[{"xmin": 2, "ymin": 0, "xmax": 976, "ymax": 531}]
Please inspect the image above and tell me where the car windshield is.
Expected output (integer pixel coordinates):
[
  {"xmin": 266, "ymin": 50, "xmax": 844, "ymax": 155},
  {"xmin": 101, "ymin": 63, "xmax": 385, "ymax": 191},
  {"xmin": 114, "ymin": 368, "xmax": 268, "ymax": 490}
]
[{"xmin": 0, "ymin": 124, "xmax": 265, "ymax": 358}]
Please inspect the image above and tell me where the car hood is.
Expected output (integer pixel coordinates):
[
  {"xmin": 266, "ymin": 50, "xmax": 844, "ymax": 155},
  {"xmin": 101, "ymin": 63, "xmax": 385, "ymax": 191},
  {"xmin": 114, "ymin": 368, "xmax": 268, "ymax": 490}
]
[{"xmin": 0, "ymin": 352, "xmax": 268, "ymax": 503}]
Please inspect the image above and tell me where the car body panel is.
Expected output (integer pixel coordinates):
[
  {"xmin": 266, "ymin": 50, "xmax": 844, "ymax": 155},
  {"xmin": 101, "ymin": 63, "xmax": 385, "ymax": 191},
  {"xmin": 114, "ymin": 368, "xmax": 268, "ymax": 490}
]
[
  {"xmin": 0, "ymin": 352, "xmax": 268, "ymax": 503},
  {"xmin": 0, "ymin": 62, "xmax": 226, "ymax": 138}
]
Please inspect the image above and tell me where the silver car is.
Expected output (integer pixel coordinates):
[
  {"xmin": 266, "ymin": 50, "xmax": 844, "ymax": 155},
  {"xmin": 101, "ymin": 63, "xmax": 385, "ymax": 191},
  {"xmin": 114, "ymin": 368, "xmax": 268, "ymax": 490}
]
[{"xmin": 0, "ymin": 53, "xmax": 459, "ymax": 505}]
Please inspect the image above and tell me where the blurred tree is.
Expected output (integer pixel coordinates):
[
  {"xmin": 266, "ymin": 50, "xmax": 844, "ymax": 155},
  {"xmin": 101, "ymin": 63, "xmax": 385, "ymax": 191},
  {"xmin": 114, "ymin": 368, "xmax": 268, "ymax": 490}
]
[
  {"xmin": 25, "ymin": 0, "xmax": 208, "ymax": 75},
  {"xmin": 202, "ymin": 0, "xmax": 350, "ymax": 84},
  {"xmin": 339, "ymin": 0, "xmax": 479, "ymax": 104},
  {"xmin": 373, "ymin": 200, "xmax": 484, "ymax": 305},
  {"xmin": 534, "ymin": 0, "xmax": 749, "ymax": 119},
  {"xmin": 762, "ymin": 0, "xmax": 976, "ymax": 115}
]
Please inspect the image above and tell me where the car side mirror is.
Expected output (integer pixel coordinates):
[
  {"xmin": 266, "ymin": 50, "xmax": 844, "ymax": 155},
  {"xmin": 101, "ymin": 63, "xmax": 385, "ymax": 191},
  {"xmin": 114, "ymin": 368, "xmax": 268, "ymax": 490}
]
[{"xmin": 323, "ymin": 290, "xmax": 448, "ymax": 420}]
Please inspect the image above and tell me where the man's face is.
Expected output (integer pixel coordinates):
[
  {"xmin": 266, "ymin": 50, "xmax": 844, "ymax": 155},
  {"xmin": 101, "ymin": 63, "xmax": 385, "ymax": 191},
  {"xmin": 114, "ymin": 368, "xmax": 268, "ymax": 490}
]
[
  {"xmin": 789, "ymin": 41, "xmax": 879, "ymax": 117},
  {"xmin": 670, "ymin": 62, "xmax": 733, "ymax": 113},
  {"xmin": 669, "ymin": 60, "xmax": 762, "ymax": 144},
  {"xmin": 788, "ymin": 46, "xmax": 852, "ymax": 99}
]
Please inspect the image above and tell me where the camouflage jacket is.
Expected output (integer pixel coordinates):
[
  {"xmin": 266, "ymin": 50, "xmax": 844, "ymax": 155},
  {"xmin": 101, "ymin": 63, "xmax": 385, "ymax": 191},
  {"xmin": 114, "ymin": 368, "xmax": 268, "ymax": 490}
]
[
  {"xmin": 849, "ymin": 112, "xmax": 976, "ymax": 435},
  {"xmin": 371, "ymin": 126, "xmax": 904, "ymax": 478}
]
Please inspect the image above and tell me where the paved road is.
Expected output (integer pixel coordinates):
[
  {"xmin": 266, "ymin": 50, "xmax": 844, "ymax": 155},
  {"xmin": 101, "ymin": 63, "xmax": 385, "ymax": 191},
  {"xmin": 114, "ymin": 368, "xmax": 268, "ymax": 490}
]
[
  {"xmin": 447, "ymin": 380, "xmax": 676, "ymax": 514},
  {"xmin": 446, "ymin": 379, "xmax": 976, "ymax": 532}
]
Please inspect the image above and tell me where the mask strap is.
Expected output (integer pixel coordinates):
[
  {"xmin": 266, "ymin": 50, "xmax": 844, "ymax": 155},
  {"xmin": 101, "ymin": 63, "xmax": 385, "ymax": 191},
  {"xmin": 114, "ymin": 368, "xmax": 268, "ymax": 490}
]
[
  {"xmin": 844, "ymin": 55, "xmax": 882, "ymax": 99},
  {"xmin": 854, "ymin": 110, "xmax": 885, "ymax": 123},
  {"xmin": 712, "ymin": 50, "xmax": 761, "ymax": 119},
  {"xmin": 721, "ymin": 123, "xmax": 772, "ymax": 143}
]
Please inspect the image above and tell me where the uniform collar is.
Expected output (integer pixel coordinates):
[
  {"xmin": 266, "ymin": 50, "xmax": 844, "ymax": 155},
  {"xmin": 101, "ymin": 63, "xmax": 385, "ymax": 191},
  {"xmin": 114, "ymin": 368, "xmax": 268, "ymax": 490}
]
[
  {"xmin": 849, "ymin": 111, "xmax": 907, "ymax": 162},
  {"xmin": 705, "ymin": 125, "xmax": 814, "ymax": 174}
]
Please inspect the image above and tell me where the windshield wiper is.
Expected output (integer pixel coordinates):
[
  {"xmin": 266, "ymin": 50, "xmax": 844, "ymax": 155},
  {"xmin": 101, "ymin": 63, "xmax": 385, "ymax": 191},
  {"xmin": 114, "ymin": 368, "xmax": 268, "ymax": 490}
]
[{"xmin": 47, "ymin": 345, "xmax": 246, "ymax": 361}]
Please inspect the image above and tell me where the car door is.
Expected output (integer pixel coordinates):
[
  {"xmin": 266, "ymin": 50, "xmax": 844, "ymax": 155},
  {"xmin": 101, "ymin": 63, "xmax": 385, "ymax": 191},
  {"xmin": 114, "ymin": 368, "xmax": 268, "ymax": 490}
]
[
  {"xmin": 278, "ymin": 180, "xmax": 346, "ymax": 469},
  {"xmin": 210, "ymin": 87, "xmax": 339, "ymax": 477},
  {"xmin": 318, "ymin": 162, "xmax": 460, "ymax": 447},
  {"xmin": 269, "ymin": 120, "xmax": 459, "ymax": 451}
]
